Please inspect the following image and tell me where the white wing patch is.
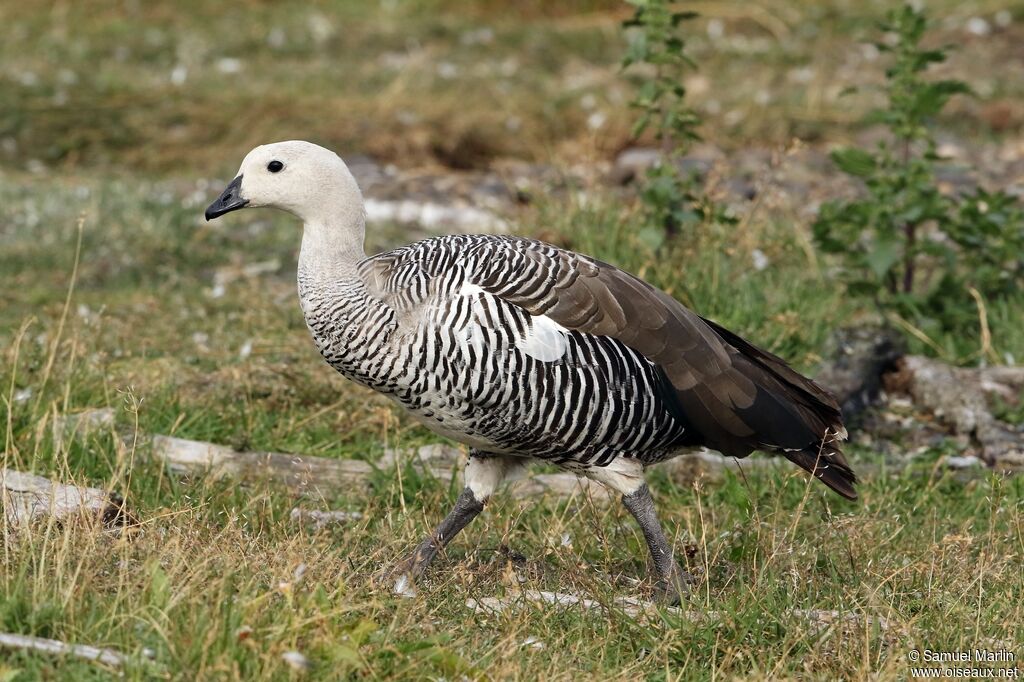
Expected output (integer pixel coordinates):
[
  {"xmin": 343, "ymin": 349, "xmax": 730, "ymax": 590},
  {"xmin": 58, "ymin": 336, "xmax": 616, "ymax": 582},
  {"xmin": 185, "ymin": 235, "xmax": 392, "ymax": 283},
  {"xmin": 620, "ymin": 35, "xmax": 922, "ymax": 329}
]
[
  {"xmin": 454, "ymin": 280, "xmax": 568, "ymax": 362},
  {"xmin": 518, "ymin": 314, "xmax": 569, "ymax": 362},
  {"xmin": 459, "ymin": 282, "xmax": 485, "ymax": 297}
]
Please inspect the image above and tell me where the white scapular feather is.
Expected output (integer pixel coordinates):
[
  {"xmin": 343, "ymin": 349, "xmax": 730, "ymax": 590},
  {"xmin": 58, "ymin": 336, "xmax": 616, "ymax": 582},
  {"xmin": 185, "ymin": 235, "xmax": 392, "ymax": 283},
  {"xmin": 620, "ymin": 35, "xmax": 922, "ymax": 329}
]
[{"xmin": 517, "ymin": 315, "xmax": 569, "ymax": 362}]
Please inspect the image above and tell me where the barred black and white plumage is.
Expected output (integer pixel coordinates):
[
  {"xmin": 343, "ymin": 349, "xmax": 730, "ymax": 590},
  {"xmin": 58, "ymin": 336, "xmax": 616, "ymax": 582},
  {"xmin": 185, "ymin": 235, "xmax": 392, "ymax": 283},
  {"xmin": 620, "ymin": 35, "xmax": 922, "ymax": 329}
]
[
  {"xmin": 300, "ymin": 235, "xmax": 687, "ymax": 469},
  {"xmin": 207, "ymin": 141, "xmax": 857, "ymax": 602}
]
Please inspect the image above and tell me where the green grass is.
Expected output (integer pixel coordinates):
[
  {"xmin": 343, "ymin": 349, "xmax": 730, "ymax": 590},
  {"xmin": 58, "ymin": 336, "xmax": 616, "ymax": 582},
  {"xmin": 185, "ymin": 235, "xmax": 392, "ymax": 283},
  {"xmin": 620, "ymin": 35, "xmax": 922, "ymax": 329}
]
[
  {"xmin": 2, "ymin": 176, "xmax": 1023, "ymax": 680},
  {"xmin": 2, "ymin": 0, "xmax": 1024, "ymax": 679},
  {"xmin": 2, "ymin": 0, "xmax": 1021, "ymax": 174}
]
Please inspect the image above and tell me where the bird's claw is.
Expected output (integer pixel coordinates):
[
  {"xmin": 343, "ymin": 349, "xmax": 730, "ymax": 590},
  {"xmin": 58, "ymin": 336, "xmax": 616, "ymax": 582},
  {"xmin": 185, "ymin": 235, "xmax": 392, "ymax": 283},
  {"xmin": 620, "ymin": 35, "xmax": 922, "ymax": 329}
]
[{"xmin": 653, "ymin": 567, "xmax": 695, "ymax": 606}]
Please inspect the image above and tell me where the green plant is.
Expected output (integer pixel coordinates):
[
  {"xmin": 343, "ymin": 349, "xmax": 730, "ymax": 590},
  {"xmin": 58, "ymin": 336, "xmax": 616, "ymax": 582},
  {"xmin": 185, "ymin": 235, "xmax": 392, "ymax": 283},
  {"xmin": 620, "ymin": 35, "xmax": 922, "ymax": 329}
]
[
  {"xmin": 813, "ymin": 5, "xmax": 1024, "ymax": 333},
  {"xmin": 621, "ymin": 0, "xmax": 731, "ymax": 248}
]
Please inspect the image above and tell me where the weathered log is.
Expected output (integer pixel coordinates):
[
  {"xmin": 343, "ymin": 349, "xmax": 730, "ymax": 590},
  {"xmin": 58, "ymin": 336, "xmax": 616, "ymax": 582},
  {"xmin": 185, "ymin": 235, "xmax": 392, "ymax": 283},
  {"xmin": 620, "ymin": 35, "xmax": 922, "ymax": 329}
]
[
  {"xmin": 377, "ymin": 442, "xmax": 462, "ymax": 483},
  {"xmin": 290, "ymin": 507, "xmax": 363, "ymax": 528},
  {"xmin": 889, "ymin": 355, "xmax": 1023, "ymax": 470},
  {"xmin": 2, "ymin": 468, "xmax": 126, "ymax": 529},
  {"xmin": 0, "ymin": 631, "xmax": 153, "ymax": 668},
  {"xmin": 467, "ymin": 589, "xmax": 702, "ymax": 619},
  {"xmin": 508, "ymin": 472, "xmax": 614, "ymax": 501},
  {"xmin": 53, "ymin": 409, "xmax": 374, "ymax": 495},
  {"xmin": 139, "ymin": 433, "xmax": 374, "ymax": 496},
  {"xmin": 466, "ymin": 589, "xmax": 889, "ymax": 633}
]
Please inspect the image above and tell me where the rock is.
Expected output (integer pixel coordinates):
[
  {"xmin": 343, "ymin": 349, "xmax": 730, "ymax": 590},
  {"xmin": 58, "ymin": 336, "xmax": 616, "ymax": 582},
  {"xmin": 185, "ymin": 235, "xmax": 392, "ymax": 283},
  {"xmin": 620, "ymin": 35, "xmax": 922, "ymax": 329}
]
[
  {"xmin": 934, "ymin": 165, "xmax": 977, "ymax": 197},
  {"xmin": 609, "ymin": 147, "xmax": 662, "ymax": 185},
  {"xmin": 51, "ymin": 407, "xmax": 116, "ymax": 441},
  {"xmin": 363, "ymin": 198, "xmax": 507, "ymax": 233},
  {"xmin": 726, "ymin": 178, "xmax": 757, "ymax": 201},
  {"xmin": 609, "ymin": 147, "xmax": 718, "ymax": 186},
  {"xmin": 2, "ymin": 468, "xmax": 130, "ymax": 529},
  {"xmin": 943, "ymin": 455, "xmax": 983, "ymax": 469},
  {"xmin": 677, "ymin": 155, "xmax": 714, "ymax": 179}
]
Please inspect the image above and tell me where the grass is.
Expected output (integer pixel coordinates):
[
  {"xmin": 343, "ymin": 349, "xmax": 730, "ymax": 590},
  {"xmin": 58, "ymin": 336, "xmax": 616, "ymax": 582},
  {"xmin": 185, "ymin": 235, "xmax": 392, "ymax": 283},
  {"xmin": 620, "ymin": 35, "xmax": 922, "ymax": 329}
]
[
  {"xmin": 2, "ymin": 0, "xmax": 1022, "ymax": 174},
  {"xmin": 2, "ymin": 176, "xmax": 1022, "ymax": 679},
  {"xmin": 2, "ymin": 0, "xmax": 1024, "ymax": 679}
]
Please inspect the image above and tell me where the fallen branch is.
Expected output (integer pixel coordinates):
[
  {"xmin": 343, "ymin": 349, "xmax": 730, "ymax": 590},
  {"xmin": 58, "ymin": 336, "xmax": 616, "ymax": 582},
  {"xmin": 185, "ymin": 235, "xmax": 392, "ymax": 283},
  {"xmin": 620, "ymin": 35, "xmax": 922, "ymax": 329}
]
[
  {"xmin": 54, "ymin": 409, "xmax": 620, "ymax": 501},
  {"xmin": 53, "ymin": 409, "xmax": 373, "ymax": 496},
  {"xmin": 0, "ymin": 632, "xmax": 152, "ymax": 668},
  {"xmin": 290, "ymin": 508, "xmax": 363, "ymax": 528},
  {"xmin": 508, "ymin": 472, "xmax": 614, "ymax": 501},
  {"xmin": 378, "ymin": 443, "xmax": 462, "ymax": 484},
  {"xmin": 140, "ymin": 433, "xmax": 373, "ymax": 496},
  {"xmin": 467, "ymin": 589, "xmax": 702, "ymax": 620},
  {"xmin": 466, "ymin": 589, "xmax": 889, "ymax": 633},
  {"xmin": 2, "ymin": 468, "xmax": 127, "ymax": 529}
]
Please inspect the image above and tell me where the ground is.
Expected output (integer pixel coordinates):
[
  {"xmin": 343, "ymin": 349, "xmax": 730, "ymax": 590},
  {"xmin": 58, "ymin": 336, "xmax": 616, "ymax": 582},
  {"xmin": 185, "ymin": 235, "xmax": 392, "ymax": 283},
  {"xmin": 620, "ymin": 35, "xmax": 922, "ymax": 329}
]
[{"xmin": 1, "ymin": 1, "xmax": 1023, "ymax": 680}]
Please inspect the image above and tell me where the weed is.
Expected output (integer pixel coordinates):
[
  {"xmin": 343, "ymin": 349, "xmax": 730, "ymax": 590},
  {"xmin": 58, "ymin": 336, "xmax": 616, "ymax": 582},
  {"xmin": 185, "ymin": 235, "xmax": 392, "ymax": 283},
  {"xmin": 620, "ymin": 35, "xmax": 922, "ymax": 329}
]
[
  {"xmin": 813, "ymin": 5, "xmax": 1024, "ymax": 337},
  {"xmin": 621, "ymin": 0, "xmax": 733, "ymax": 248}
]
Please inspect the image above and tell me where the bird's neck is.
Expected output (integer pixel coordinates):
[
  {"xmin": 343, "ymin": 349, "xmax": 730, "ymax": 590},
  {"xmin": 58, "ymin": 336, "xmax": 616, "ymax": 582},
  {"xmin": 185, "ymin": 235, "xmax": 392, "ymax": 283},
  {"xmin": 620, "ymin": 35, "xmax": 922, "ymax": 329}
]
[{"xmin": 298, "ymin": 216, "xmax": 367, "ymax": 282}]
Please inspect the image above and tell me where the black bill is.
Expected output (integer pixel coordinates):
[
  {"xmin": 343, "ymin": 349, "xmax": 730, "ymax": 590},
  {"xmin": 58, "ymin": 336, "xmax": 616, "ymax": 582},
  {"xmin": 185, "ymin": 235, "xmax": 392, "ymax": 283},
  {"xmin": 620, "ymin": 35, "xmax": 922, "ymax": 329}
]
[{"xmin": 204, "ymin": 175, "xmax": 248, "ymax": 220}]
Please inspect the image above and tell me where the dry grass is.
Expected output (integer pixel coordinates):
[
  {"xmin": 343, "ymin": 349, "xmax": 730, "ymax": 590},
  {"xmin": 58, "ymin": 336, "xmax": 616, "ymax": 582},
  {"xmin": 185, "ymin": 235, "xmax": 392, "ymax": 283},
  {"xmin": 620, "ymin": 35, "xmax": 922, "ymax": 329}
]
[
  {"xmin": 2, "ymin": 1, "xmax": 1024, "ymax": 679},
  {"xmin": 1, "ymin": 0, "xmax": 1021, "ymax": 174},
  {"xmin": 1, "ymin": 176, "xmax": 1022, "ymax": 679}
]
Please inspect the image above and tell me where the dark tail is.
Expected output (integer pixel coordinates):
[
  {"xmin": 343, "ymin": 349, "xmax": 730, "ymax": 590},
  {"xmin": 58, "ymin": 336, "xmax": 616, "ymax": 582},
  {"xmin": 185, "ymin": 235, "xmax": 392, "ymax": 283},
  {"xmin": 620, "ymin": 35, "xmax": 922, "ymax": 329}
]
[
  {"xmin": 783, "ymin": 445, "xmax": 859, "ymax": 501},
  {"xmin": 699, "ymin": 317, "xmax": 859, "ymax": 501}
]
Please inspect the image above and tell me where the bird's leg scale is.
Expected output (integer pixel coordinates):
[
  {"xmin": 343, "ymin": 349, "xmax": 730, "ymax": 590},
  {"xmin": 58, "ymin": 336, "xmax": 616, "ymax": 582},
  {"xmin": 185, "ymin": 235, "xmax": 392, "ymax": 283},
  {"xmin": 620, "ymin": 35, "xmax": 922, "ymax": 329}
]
[
  {"xmin": 390, "ymin": 487, "xmax": 484, "ymax": 587},
  {"xmin": 621, "ymin": 483, "xmax": 694, "ymax": 605}
]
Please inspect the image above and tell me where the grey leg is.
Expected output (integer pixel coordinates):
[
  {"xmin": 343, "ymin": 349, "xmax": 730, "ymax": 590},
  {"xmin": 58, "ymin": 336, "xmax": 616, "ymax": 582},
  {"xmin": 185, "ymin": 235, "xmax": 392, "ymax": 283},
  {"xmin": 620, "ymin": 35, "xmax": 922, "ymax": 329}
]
[
  {"xmin": 391, "ymin": 487, "xmax": 484, "ymax": 582},
  {"xmin": 389, "ymin": 453, "xmax": 525, "ymax": 594},
  {"xmin": 622, "ymin": 483, "xmax": 693, "ymax": 604}
]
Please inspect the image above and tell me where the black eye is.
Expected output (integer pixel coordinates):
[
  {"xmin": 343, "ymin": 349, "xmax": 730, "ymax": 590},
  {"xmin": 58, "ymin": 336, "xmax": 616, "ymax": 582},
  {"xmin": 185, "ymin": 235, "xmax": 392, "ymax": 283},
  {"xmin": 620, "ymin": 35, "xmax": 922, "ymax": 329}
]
[{"xmin": 267, "ymin": 160, "xmax": 284, "ymax": 173}]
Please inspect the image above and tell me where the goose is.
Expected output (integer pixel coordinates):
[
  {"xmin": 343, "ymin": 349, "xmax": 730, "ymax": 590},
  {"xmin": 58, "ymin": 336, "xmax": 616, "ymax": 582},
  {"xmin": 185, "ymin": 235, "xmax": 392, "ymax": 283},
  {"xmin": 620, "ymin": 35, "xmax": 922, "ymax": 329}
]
[{"xmin": 205, "ymin": 140, "xmax": 856, "ymax": 602}]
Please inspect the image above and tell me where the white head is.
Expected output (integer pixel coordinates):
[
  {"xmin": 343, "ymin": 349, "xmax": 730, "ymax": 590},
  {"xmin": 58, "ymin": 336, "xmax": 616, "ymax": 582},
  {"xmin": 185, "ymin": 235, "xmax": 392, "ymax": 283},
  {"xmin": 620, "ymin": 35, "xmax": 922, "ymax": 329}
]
[{"xmin": 205, "ymin": 141, "xmax": 364, "ymax": 229}]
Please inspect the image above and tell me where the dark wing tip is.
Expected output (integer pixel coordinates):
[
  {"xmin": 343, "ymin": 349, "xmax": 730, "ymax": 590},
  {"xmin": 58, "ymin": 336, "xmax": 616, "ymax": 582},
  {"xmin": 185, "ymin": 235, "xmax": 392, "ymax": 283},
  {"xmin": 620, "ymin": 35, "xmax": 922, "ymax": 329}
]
[{"xmin": 782, "ymin": 447, "xmax": 859, "ymax": 500}]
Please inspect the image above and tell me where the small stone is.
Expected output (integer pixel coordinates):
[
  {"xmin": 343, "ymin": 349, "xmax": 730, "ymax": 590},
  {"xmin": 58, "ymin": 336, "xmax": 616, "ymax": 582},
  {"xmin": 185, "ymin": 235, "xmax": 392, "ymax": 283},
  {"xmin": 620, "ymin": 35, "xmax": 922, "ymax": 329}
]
[
  {"xmin": 609, "ymin": 147, "xmax": 661, "ymax": 185},
  {"xmin": 965, "ymin": 17, "xmax": 991, "ymax": 36},
  {"xmin": 944, "ymin": 455, "xmax": 982, "ymax": 469},
  {"xmin": 522, "ymin": 635, "xmax": 545, "ymax": 650},
  {"xmin": 170, "ymin": 65, "xmax": 187, "ymax": 86},
  {"xmin": 216, "ymin": 58, "xmax": 244, "ymax": 74},
  {"xmin": 281, "ymin": 651, "xmax": 311, "ymax": 670}
]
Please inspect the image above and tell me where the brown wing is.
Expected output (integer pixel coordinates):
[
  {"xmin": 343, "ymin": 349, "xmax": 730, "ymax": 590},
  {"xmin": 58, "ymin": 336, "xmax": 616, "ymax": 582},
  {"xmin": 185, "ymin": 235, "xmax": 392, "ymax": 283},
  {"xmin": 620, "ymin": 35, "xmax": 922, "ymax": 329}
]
[{"xmin": 476, "ymin": 240, "xmax": 857, "ymax": 500}]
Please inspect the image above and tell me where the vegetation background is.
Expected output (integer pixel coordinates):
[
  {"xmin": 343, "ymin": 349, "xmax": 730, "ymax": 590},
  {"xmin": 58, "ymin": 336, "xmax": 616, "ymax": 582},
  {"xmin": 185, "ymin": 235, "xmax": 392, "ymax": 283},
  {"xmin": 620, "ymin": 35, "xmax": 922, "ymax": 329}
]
[{"xmin": 1, "ymin": 1, "xmax": 1022, "ymax": 679}]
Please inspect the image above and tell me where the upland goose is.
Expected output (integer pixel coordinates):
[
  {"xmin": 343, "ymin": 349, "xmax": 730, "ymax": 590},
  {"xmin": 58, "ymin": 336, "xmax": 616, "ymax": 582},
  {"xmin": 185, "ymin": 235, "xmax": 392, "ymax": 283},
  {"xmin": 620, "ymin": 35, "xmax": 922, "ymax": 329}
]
[{"xmin": 206, "ymin": 141, "xmax": 856, "ymax": 602}]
